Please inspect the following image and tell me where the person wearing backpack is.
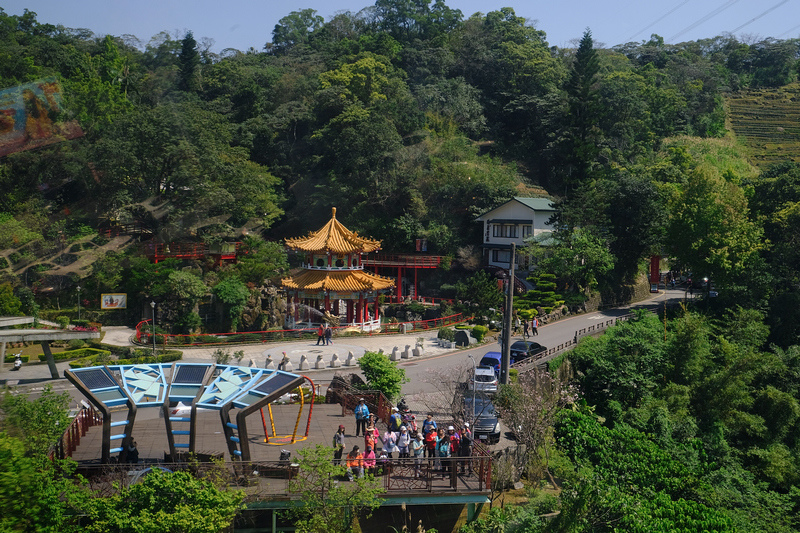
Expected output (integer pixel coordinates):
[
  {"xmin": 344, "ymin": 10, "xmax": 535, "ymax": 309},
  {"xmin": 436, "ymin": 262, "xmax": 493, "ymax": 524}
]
[
  {"xmin": 388, "ymin": 407, "xmax": 403, "ymax": 432},
  {"xmin": 436, "ymin": 428, "xmax": 451, "ymax": 475}
]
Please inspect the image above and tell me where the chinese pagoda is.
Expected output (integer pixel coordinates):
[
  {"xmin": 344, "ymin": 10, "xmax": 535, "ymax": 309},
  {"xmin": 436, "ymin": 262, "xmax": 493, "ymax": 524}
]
[{"xmin": 282, "ymin": 208, "xmax": 395, "ymax": 331}]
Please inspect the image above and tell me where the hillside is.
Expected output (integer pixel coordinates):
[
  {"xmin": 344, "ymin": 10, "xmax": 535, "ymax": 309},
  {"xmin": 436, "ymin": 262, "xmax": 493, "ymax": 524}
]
[{"xmin": 727, "ymin": 82, "xmax": 800, "ymax": 167}]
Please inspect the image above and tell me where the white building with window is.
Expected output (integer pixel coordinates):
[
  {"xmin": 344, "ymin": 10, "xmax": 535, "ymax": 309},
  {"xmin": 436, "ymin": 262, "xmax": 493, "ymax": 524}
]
[{"xmin": 475, "ymin": 197, "xmax": 555, "ymax": 269}]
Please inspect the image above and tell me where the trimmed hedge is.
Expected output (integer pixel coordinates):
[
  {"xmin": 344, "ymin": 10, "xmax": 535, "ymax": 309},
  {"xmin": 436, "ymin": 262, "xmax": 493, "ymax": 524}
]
[
  {"xmin": 69, "ymin": 350, "xmax": 183, "ymax": 369},
  {"xmin": 471, "ymin": 325, "xmax": 489, "ymax": 342},
  {"xmin": 4, "ymin": 354, "xmax": 30, "ymax": 363},
  {"xmin": 38, "ymin": 347, "xmax": 111, "ymax": 362}
]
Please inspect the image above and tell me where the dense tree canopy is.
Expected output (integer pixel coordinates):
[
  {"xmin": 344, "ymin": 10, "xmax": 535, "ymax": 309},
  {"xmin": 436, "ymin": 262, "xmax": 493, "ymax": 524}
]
[{"xmin": 2, "ymin": 4, "xmax": 800, "ymax": 531}]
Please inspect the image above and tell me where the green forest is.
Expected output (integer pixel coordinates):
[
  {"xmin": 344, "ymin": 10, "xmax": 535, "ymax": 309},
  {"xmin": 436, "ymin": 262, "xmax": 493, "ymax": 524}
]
[{"xmin": 1, "ymin": 2, "xmax": 800, "ymax": 531}]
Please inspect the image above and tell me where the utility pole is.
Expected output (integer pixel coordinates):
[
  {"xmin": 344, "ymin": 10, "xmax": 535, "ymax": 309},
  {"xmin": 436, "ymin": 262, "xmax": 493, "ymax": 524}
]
[{"xmin": 500, "ymin": 243, "xmax": 515, "ymax": 385}]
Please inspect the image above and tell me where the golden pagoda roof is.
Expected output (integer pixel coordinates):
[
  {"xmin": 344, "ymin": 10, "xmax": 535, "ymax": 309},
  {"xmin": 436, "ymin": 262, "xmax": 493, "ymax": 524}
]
[
  {"xmin": 282, "ymin": 269, "xmax": 394, "ymax": 292},
  {"xmin": 284, "ymin": 207, "xmax": 382, "ymax": 254}
]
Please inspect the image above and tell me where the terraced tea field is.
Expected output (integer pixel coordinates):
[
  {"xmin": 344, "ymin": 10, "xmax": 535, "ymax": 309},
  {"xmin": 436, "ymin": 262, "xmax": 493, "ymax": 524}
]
[{"xmin": 727, "ymin": 83, "xmax": 800, "ymax": 167}]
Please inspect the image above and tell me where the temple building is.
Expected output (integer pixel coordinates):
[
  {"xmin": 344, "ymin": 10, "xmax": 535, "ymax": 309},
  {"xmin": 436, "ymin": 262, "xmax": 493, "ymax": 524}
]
[{"xmin": 281, "ymin": 208, "xmax": 395, "ymax": 331}]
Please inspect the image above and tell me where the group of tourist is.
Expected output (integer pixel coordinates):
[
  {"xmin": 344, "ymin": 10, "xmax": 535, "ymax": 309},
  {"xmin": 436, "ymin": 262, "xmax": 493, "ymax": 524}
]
[
  {"xmin": 516, "ymin": 316, "xmax": 539, "ymax": 337},
  {"xmin": 335, "ymin": 399, "xmax": 473, "ymax": 480},
  {"xmin": 315, "ymin": 323, "xmax": 333, "ymax": 345}
]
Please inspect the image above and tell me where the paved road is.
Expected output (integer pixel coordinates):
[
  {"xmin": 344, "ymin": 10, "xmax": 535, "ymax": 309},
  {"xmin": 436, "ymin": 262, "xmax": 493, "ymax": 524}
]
[{"xmin": 1, "ymin": 288, "xmax": 689, "ymax": 405}]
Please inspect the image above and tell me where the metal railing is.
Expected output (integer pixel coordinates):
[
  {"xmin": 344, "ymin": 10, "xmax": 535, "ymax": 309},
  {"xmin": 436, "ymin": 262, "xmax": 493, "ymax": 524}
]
[
  {"xmin": 51, "ymin": 405, "xmax": 103, "ymax": 460},
  {"xmin": 362, "ymin": 254, "xmax": 443, "ymax": 268},
  {"xmin": 74, "ymin": 456, "xmax": 492, "ymax": 498}
]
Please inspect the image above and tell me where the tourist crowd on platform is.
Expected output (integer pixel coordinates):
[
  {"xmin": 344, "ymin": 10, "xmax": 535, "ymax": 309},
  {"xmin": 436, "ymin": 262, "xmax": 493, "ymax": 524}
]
[{"xmin": 336, "ymin": 398, "xmax": 473, "ymax": 480}]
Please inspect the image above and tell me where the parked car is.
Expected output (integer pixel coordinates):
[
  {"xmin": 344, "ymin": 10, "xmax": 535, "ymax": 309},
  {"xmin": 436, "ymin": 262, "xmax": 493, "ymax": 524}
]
[
  {"xmin": 464, "ymin": 393, "xmax": 501, "ymax": 444},
  {"xmin": 479, "ymin": 351, "xmax": 502, "ymax": 374},
  {"xmin": 470, "ymin": 365, "xmax": 499, "ymax": 394},
  {"xmin": 510, "ymin": 341, "xmax": 547, "ymax": 363}
]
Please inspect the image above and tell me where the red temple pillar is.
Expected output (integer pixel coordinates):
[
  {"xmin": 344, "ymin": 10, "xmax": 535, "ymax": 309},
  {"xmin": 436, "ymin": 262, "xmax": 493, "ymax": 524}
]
[
  {"xmin": 324, "ymin": 292, "xmax": 330, "ymax": 312},
  {"xmin": 397, "ymin": 267, "xmax": 402, "ymax": 303}
]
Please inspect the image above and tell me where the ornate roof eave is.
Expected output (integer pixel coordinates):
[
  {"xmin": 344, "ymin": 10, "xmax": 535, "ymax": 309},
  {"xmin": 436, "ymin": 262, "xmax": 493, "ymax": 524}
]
[
  {"xmin": 284, "ymin": 207, "xmax": 382, "ymax": 255},
  {"xmin": 281, "ymin": 269, "xmax": 395, "ymax": 293}
]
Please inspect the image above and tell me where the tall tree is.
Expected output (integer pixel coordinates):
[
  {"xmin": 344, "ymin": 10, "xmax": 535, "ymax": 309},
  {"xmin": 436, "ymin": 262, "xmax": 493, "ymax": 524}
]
[
  {"xmin": 178, "ymin": 31, "xmax": 201, "ymax": 92},
  {"xmin": 667, "ymin": 167, "xmax": 763, "ymax": 287},
  {"xmin": 269, "ymin": 9, "xmax": 324, "ymax": 54},
  {"xmin": 562, "ymin": 28, "xmax": 602, "ymax": 190}
]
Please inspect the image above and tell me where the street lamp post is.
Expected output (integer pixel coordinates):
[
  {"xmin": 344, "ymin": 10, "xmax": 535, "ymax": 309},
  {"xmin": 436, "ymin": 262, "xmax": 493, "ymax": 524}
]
[
  {"xmin": 468, "ymin": 353, "xmax": 477, "ymax": 429},
  {"xmin": 76, "ymin": 285, "xmax": 81, "ymax": 321},
  {"xmin": 150, "ymin": 301, "xmax": 156, "ymax": 356}
]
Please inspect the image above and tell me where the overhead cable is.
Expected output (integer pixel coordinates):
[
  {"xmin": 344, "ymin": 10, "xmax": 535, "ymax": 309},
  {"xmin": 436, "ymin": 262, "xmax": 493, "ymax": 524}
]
[
  {"xmin": 729, "ymin": 0, "xmax": 791, "ymax": 34},
  {"xmin": 627, "ymin": 0, "xmax": 692, "ymax": 42},
  {"xmin": 669, "ymin": 0, "xmax": 740, "ymax": 41}
]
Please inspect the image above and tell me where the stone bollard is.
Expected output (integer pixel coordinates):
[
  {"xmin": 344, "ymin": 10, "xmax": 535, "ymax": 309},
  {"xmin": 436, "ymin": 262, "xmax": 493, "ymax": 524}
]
[
  {"xmin": 281, "ymin": 356, "xmax": 293, "ymax": 372},
  {"xmin": 330, "ymin": 353, "xmax": 341, "ymax": 368},
  {"xmin": 402, "ymin": 344, "xmax": 411, "ymax": 359},
  {"xmin": 344, "ymin": 351, "xmax": 357, "ymax": 366},
  {"xmin": 299, "ymin": 354, "xmax": 310, "ymax": 370},
  {"xmin": 412, "ymin": 347, "xmax": 422, "ymax": 357},
  {"xmin": 390, "ymin": 347, "xmax": 401, "ymax": 361},
  {"xmin": 315, "ymin": 354, "xmax": 325, "ymax": 369},
  {"xmin": 248, "ymin": 358, "xmax": 256, "ymax": 367},
  {"xmin": 265, "ymin": 355, "xmax": 275, "ymax": 370}
]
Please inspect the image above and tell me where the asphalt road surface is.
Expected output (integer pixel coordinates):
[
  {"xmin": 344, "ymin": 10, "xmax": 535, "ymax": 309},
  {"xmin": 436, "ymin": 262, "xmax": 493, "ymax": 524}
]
[{"xmin": 4, "ymin": 288, "xmax": 688, "ymax": 411}]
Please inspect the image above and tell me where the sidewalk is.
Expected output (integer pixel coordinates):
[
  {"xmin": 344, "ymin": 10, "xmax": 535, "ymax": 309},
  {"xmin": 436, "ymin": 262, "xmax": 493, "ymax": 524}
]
[{"xmin": 0, "ymin": 327, "xmax": 458, "ymax": 385}]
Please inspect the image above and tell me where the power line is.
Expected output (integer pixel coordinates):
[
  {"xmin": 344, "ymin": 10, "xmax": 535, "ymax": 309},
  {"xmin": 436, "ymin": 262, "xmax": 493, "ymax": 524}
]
[
  {"xmin": 778, "ymin": 22, "xmax": 800, "ymax": 38},
  {"xmin": 669, "ymin": 0, "xmax": 740, "ymax": 41},
  {"xmin": 627, "ymin": 0, "xmax": 692, "ymax": 42},
  {"xmin": 729, "ymin": 0, "xmax": 791, "ymax": 34}
]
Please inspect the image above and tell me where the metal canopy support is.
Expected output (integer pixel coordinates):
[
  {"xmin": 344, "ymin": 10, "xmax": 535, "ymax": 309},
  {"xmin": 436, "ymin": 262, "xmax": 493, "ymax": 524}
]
[
  {"xmin": 220, "ymin": 372, "xmax": 305, "ymax": 462},
  {"xmin": 40, "ymin": 341, "xmax": 58, "ymax": 379},
  {"xmin": 64, "ymin": 366, "xmax": 137, "ymax": 463}
]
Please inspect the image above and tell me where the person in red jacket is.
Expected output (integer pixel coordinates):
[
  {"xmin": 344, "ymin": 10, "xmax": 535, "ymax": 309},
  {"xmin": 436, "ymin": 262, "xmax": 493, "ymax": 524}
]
[{"xmin": 424, "ymin": 427, "xmax": 437, "ymax": 458}]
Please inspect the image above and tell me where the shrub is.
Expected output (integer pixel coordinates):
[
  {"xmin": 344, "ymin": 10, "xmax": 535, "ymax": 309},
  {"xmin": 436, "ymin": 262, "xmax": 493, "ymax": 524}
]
[
  {"xmin": 67, "ymin": 339, "xmax": 85, "ymax": 350},
  {"xmin": 406, "ymin": 301, "xmax": 426, "ymax": 315},
  {"xmin": 471, "ymin": 325, "xmax": 489, "ymax": 342},
  {"xmin": 212, "ymin": 348, "xmax": 244, "ymax": 365},
  {"xmin": 69, "ymin": 350, "xmax": 183, "ymax": 368},
  {"xmin": 437, "ymin": 327, "xmax": 455, "ymax": 341},
  {"xmin": 72, "ymin": 319, "xmax": 90, "ymax": 328},
  {"xmin": 39, "ymin": 348, "xmax": 111, "ymax": 362},
  {"xmin": 358, "ymin": 351, "xmax": 408, "ymax": 400},
  {"xmin": 56, "ymin": 316, "xmax": 70, "ymax": 329},
  {"xmin": 116, "ymin": 351, "xmax": 182, "ymax": 366},
  {"xmin": 4, "ymin": 354, "xmax": 29, "ymax": 363}
]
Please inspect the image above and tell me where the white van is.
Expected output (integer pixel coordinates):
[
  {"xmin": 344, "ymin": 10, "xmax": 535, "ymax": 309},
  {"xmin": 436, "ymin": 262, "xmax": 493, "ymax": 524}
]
[{"xmin": 470, "ymin": 365, "xmax": 499, "ymax": 394}]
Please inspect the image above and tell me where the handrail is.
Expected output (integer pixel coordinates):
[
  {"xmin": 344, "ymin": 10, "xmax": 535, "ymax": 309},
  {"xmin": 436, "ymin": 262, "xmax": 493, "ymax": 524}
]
[
  {"xmin": 362, "ymin": 254, "xmax": 443, "ymax": 268},
  {"xmin": 50, "ymin": 406, "xmax": 103, "ymax": 460},
  {"xmin": 75, "ymin": 456, "xmax": 493, "ymax": 497}
]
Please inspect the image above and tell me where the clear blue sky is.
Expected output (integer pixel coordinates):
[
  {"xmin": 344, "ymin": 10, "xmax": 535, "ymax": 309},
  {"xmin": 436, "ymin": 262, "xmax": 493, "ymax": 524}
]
[{"xmin": 4, "ymin": 0, "xmax": 800, "ymax": 52}]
